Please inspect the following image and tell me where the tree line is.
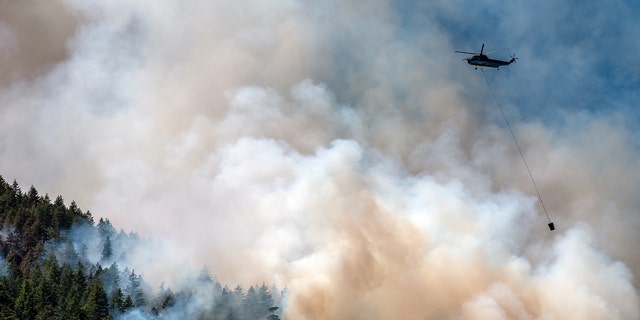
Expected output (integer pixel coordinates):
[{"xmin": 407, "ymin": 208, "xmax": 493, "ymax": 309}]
[{"xmin": 0, "ymin": 176, "xmax": 284, "ymax": 319}]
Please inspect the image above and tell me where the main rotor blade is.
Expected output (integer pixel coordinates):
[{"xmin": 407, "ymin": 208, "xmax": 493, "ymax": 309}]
[
  {"xmin": 485, "ymin": 48, "xmax": 510, "ymax": 55},
  {"xmin": 454, "ymin": 51, "xmax": 476, "ymax": 55}
]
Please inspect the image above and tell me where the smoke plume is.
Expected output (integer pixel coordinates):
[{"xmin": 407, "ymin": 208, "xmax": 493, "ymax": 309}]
[{"xmin": 1, "ymin": 0, "xmax": 639, "ymax": 318}]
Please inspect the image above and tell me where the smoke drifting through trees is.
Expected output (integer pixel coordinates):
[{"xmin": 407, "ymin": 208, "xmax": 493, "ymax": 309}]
[
  {"xmin": 1, "ymin": 0, "xmax": 639, "ymax": 319},
  {"xmin": 0, "ymin": 179, "xmax": 286, "ymax": 319}
]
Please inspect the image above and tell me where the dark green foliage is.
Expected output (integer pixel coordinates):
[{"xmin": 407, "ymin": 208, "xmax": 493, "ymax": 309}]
[
  {"xmin": 110, "ymin": 287, "xmax": 124, "ymax": 314},
  {"xmin": 122, "ymin": 294, "xmax": 133, "ymax": 311},
  {"xmin": 14, "ymin": 275, "xmax": 36, "ymax": 319},
  {"xmin": 0, "ymin": 177, "xmax": 285, "ymax": 319},
  {"xmin": 0, "ymin": 177, "xmax": 93, "ymax": 277},
  {"xmin": 83, "ymin": 281, "xmax": 109, "ymax": 320}
]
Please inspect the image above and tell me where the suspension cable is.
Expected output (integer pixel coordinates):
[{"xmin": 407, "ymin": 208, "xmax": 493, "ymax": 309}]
[{"xmin": 480, "ymin": 69, "xmax": 552, "ymax": 225}]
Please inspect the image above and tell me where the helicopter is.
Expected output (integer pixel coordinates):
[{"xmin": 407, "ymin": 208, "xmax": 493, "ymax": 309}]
[{"xmin": 455, "ymin": 44, "xmax": 516, "ymax": 69}]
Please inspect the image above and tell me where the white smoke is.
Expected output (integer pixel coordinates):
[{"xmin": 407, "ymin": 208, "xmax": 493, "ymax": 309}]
[{"xmin": 1, "ymin": 0, "xmax": 639, "ymax": 318}]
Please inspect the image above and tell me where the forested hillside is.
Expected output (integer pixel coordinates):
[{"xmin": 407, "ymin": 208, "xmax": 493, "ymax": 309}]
[{"xmin": 0, "ymin": 176, "xmax": 283, "ymax": 319}]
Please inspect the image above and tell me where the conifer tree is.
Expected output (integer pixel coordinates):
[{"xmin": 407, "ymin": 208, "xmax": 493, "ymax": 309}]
[
  {"xmin": 11, "ymin": 180, "xmax": 21, "ymax": 197},
  {"xmin": 75, "ymin": 262, "xmax": 88, "ymax": 300},
  {"xmin": 59, "ymin": 263, "xmax": 75, "ymax": 300},
  {"xmin": 53, "ymin": 195, "xmax": 72, "ymax": 230},
  {"xmin": 97, "ymin": 218, "xmax": 116, "ymax": 238},
  {"xmin": 0, "ymin": 178, "xmax": 293, "ymax": 320},
  {"xmin": 14, "ymin": 277, "xmax": 35, "ymax": 319},
  {"xmin": 27, "ymin": 186, "xmax": 39, "ymax": 206},
  {"xmin": 258, "ymin": 282, "xmax": 274, "ymax": 315},
  {"xmin": 0, "ymin": 276, "xmax": 18, "ymax": 317},
  {"xmin": 83, "ymin": 281, "xmax": 109, "ymax": 320},
  {"xmin": 126, "ymin": 270, "xmax": 145, "ymax": 307},
  {"xmin": 244, "ymin": 286, "xmax": 261, "ymax": 319},
  {"xmin": 198, "ymin": 266, "xmax": 213, "ymax": 283},
  {"xmin": 232, "ymin": 285, "xmax": 246, "ymax": 320},
  {"xmin": 122, "ymin": 294, "xmax": 133, "ymax": 312},
  {"xmin": 33, "ymin": 266, "xmax": 56, "ymax": 313},
  {"xmin": 110, "ymin": 287, "xmax": 124, "ymax": 314},
  {"xmin": 153, "ymin": 283, "xmax": 175, "ymax": 315},
  {"xmin": 101, "ymin": 236, "xmax": 113, "ymax": 261},
  {"xmin": 98, "ymin": 262, "xmax": 120, "ymax": 299}
]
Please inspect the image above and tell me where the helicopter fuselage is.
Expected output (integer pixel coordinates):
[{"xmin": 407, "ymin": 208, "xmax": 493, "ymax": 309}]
[{"xmin": 466, "ymin": 55, "xmax": 515, "ymax": 68}]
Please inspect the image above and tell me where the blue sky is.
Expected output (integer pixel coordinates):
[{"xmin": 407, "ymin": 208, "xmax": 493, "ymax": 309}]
[{"xmin": 402, "ymin": 1, "xmax": 639, "ymax": 122}]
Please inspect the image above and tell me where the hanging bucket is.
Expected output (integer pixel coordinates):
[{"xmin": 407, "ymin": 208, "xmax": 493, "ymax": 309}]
[{"xmin": 548, "ymin": 222, "xmax": 555, "ymax": 231}]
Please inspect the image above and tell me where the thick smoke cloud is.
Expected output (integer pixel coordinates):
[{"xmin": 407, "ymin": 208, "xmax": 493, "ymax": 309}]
[
  {"xmin": 1, "ymin": 0, "xmax": 639, "ymax": 318},
  {"xmin": 0, "ymin": 0, "xmax": 80, "ymax": 86}
]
